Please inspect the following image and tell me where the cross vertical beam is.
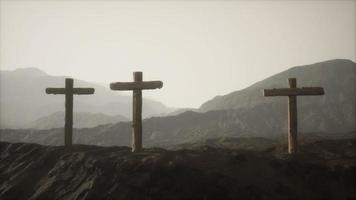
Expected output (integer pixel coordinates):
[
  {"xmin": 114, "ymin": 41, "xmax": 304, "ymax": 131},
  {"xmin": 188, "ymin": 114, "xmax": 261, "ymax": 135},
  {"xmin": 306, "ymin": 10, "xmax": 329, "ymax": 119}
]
[
  {"xmin": 288, "ymin": 78, "xmax": 298, "ymax": 154},
  {"xmin": 132, "ymin": 72, "xmax": 143, "ymax": 152},
  {"xmin": 65, "ymin": 78, "xmax": 74, "ymax": 147}
]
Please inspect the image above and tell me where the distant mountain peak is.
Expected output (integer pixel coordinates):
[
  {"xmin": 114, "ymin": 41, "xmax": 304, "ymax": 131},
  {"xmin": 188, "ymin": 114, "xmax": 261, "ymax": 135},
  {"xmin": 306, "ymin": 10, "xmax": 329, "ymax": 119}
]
[
  {"xmin": 322, "ymin": 58, "xmax": 354, "ymax": 64},
  {"xmin": 288, "ymin": 59, "xmax": 355, "ymax": 71},
  {"xmin": 6, "ymin": 67, "xmax": 48, "ymax": 76},
  {"xmin": 16, "ymin": 67, "xmax": 47, "ymax": 75}
]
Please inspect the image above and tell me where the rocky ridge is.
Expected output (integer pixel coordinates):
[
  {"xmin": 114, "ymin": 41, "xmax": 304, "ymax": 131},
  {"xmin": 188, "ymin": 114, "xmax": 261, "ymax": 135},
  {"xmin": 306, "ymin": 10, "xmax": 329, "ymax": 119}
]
[{"xmin": 0, "ymin": 139, "xmax": 355, "ymax": 200}]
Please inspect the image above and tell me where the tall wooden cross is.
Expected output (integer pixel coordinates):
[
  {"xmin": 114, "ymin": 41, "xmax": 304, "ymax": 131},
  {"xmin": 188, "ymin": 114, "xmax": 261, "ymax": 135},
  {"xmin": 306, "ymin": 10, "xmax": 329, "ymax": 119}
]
[
  {"xmin": 46, "ymin": 78, "xmax": 95, "ymax": 147},
  {"xmin": 110, "ymin": 72, "xmax": 163, "ymax": 152},
  {"xmin": 263, "ymin": 78, "xmax": 324, "ymax": 154}
]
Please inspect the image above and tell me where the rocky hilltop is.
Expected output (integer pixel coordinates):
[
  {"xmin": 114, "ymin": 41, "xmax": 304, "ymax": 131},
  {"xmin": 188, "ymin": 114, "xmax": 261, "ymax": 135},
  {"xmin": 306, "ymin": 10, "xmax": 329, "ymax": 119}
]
[{"xmin": 0, "ymin": 139, "xmax": 355, "ymax": 200}]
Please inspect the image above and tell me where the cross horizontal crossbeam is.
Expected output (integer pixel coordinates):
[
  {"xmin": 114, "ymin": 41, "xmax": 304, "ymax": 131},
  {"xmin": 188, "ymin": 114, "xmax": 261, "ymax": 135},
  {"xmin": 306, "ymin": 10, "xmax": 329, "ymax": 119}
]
[
  {"xmin": 263, "ymin": 87, "xmax": 324, "ymax": 97},
  {"xmin": 110, "ymin": 81, "xmax": 163, "ymax": 91},
  {"xmin": 46, "ymin": 88, "xmax": 95, "ymax": 95}
]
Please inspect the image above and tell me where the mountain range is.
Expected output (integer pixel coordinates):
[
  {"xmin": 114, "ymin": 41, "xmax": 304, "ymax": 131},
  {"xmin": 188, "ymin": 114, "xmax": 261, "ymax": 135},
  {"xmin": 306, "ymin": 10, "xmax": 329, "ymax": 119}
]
[
  {"xmin": 0, "ymin": 68, "xmax": 173, "ymax": 129},
  {"xmin": 1, "ymin": 59, "xmax": 355, "ymax": 147}
]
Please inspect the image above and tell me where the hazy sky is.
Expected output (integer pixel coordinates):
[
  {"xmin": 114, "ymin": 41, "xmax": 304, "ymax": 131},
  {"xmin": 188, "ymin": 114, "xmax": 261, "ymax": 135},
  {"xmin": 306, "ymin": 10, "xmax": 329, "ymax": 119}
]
[{"xmin": 1, "ymin": 0, "xmax": 355, "ymax": 108}]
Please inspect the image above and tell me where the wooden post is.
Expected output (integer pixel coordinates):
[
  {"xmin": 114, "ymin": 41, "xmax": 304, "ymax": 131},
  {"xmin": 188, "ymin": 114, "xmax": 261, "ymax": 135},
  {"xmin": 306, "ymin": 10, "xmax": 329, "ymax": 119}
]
[
  {"xmin": 132, "ymin": 72, "xmax": 143, "ymax": 152},
  {"xmin": 288, "ymin": 78, "xmax": 297, "ymax": 154},
  {"xmin": 65, "ymin": 78, "xmax": 74, "ymax": 147}
]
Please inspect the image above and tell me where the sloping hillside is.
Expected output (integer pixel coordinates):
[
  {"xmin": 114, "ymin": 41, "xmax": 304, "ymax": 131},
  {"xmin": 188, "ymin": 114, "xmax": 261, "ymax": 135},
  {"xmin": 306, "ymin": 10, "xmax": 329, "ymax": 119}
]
[
  {"xmin": 0, "ymin": 139, "xmax": 355, "ymax": 200},
  {"xmin": 198, "ymin": 59, "xmax": 356, "ymax": 134},
  {"xmin": 0, "ymin": 68, "xmax": 172, "ymax": 128},
  {"xmin": 200, "ymin": 59, "xmax": 356, "ymax": 112}
]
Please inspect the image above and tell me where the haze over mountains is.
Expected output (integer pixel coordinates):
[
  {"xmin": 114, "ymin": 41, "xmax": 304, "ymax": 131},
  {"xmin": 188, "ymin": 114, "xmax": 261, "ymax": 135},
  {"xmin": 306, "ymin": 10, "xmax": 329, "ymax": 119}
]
[
  {"xmin": 0, "ymin": 68, "xmax": 173, "ymax": 129},
  {"xmin": 1, "ymin": 59, "xmax": 355, "ymax": 147},
  {"xmin": 27, "ymin": 111, "xmax": 128, "ymax": 130}
]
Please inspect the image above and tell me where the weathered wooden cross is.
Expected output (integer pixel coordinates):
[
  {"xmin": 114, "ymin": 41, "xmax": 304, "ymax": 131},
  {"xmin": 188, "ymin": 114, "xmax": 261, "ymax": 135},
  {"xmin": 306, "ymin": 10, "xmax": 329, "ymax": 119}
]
[
  {"xmin": 263, "ymin": 78, "xmax": 324, "ymax": 154},
  {"xmin": 110, "ymin": 72, "xmax": 163, "ymax": 152},
  {"xmin": 46, "ymin": 78, "xmax": 95, "ymax": 147}
]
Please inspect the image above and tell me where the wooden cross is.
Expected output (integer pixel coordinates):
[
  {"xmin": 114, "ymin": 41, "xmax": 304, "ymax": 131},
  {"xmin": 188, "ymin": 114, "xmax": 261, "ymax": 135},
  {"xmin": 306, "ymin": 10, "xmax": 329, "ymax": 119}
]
[
  {"xmin": 110, "ymin": 72, "xmax": 163, "ymax": 152},
  {"xmin": 46, "ymin": 78, "xmax": 95, "ymax": 147},
  {"xmin": 263, "ymin": 78, "xmax": 324, "ymax": 154}
]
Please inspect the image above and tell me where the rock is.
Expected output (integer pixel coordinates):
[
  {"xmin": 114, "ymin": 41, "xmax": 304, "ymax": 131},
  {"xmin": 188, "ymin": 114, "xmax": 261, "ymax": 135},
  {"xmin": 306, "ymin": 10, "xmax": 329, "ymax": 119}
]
[{"xmin": 0, "ymin": 140, "xmax": 355, "ymax": 200}]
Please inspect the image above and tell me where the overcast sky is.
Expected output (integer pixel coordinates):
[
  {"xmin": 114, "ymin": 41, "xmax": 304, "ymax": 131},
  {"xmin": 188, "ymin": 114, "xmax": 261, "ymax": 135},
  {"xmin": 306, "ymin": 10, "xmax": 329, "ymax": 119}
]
[{"xmin": 1, "ymin": 0, "xmax": 355, "ymax": 108}]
